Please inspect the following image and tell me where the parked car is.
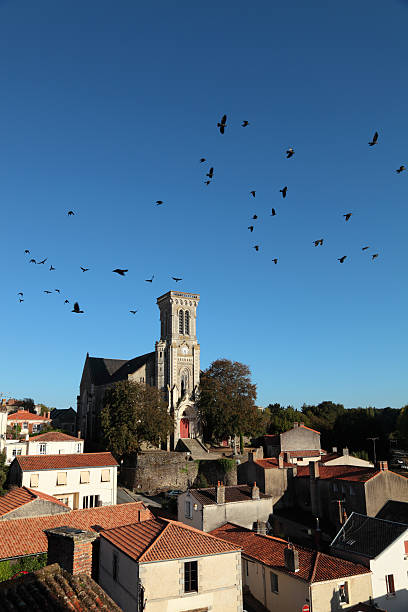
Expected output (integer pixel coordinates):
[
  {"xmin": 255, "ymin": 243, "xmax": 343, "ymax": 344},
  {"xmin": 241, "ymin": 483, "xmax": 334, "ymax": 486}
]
[{"xmin": 166, "ymin": 489, "xmax": 182, "ymax": 498}]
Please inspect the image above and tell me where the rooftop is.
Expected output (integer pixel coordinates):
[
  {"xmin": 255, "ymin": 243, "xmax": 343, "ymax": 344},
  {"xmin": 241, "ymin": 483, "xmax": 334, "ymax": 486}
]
[
  {"xmin": 189, "ymin": 484, "xmax": 272, "ymax": 505},
  {"xmin": 331, "ymin": 512, "xmax": 408, "ymax": 559},
  {"xmin": 86, "ymin": 352, "xmax": 155, "ymax": 386},
  {"xmin": 376, "ymin": 500, "xmax": 408, "ymax": 524},
  {"xmin": 29, "ymin": 431, "xmax": 83, "ymax": 442},
  {"xmin": 0, "ymin": 487, "xmax": 69, "ymax": 518},
  {"xmin": 296, "ymin": 464, "xmax": 380, "ymax": 482},
  {"xmin": 0, "ymin": 563, "xmax": 122, "ymax": 611},
  {"xmin": 14, "ymin": 452, "xmax": 118, "ymax": 471},
  {"xmin": 7, "ymin": 410, "xmax": 51, "ymax": 422},
  {"xmin": 210, "ymin": 523, "xmax": 370, "ymax": 583},
  {"xmin": 100, "ymin": 517, "xmax": 240, "ymax": 563},
  {"xmin": 255, "ymin": 458, "xmax": 292, "ymax": 469},
  {"xmin": 0, "ymin": 501, "xmax": 153, "ymax": 560}
]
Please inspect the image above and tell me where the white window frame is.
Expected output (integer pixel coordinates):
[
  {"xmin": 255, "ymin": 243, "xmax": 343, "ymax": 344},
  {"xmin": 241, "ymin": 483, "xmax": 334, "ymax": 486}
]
[
  {"xmin": 338, "ymin": 581, "xmax": 349, "ymax": 604},
  {"xmin": 39, "ymin": 443, "xmax": 47, "ymax": 455}
]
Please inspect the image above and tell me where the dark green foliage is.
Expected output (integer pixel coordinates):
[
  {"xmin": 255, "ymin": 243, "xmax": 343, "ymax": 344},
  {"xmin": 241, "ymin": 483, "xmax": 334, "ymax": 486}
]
[
  {"xmin": 217, "ymin": 458, "xmax": 235, "ymax": 473},
  {"xmin": 0, "ymin": 452, "xmax": 8, "ymax": 495},
  {"xmin": 264, "ymin": 404, "xmax": 310, "ymax": 434},
  {"xmin": 0, "ymin": 554, "xmax": 47, "ymax": 582}
]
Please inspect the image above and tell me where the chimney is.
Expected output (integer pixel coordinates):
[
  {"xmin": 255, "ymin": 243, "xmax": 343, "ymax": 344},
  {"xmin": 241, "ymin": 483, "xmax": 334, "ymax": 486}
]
[
  {"xmin": 248, "ymin": 451, "xmax": 254, "ymax": 463},
  {"xmin": 251, "ymin": 482, "xmax": 260, "ymax": 500},
  {"xmin": 284, "ymin": 543, "xmax": 299, "ymax": 572},
  {"xmin": 47, "ymin": 411, "xmax": 50, "ymax": 419},
  {"xmin": 378, "ymin": 461, "xmax": 388, "ymax": 471},
  {"xmin": 216, "ymin": 481, "xmax": 225, "ymax": 504},
  {"xmin": 255, "ymin": 521, "xmax": 267, "ymax": 535},
  {"xmin": 77, "ymin": 430, "xmax": 81, "ymax": 439},
  {"xmin": 278, "ymin": 454, "xmax": 284, "ymax": 469},
  {"xmin": 309, "ymin": 461, "xmax": 320, "ymax": 479},
  {"xmin": 300, "ymin": 421, "xmax": 304, "ymax": 427},
  {"xmin": 293, "ymin": 422, "xmax": 299, "ymax": 428},
  {"xmin": 284, "ymin": 451, "xmax": 291, "ymax": 463},
  {"xmin": 332, "ymin": 446, "xmax": 337, "ymax": 453},
  {"xmin": 342, "ymin": 447, "xmax": 349, "ymax": 457},
  {"xmin": 44, "ymin": 526, "xmax": 98, "ymax": 576}
]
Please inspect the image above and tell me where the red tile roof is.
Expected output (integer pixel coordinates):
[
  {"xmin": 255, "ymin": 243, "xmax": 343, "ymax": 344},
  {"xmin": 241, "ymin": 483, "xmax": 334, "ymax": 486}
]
[
  {"xmin": 0, "ymin": 487, "xmax": 69, "ymax": 517},
  {"xmin": 296, "ymin": 464, "xmax": 380, "ymax": 482},
  {"xmin": 255, "ymin": 458, "xmax": 292, "ymax": 469},
  {"xmin": 298, "ymin": 424, "xmax": 320, "ymax": 434},
  {"xmin": 189, "ymin": 484, "xmax": 272, "ymax": 505},
  {"xmin": 101, "ymin": 518, "xmax": 241, "ymax": 563},
  {"xmin": 29, "ymin": 432, "xmax": 83, "ymax": 442},
  {"xmin": 15, "ymin": 452, "xmax": 118, "ymax": 471},
  {"xmin": 8, "ymin": 410, "xmax": 51, "ymax": 422},
  {"xmin": 0, "ymin": 502, "xmax": 153, "ymax": 560},
  {"xmin": 289, "ymin": 450, "xmax": 322, "ymax": 458},
  {"xmin": 210, "ymin": 523, "xmax": 370, "ymax": 583}
]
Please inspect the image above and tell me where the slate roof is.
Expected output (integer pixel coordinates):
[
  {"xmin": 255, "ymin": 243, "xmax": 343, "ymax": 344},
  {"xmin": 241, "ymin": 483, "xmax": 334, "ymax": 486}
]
[
  {"xmin": 0, "ymin": 487, "xmax": 69, "ymax": 517},
  {"xmin": 331, "ymin": 512, "xmax": 408, "ymax": 559},
  {"xmin": 0, "ymin": 563, "xmax": 122, "ymax": 611},
  {"xmin": 210, "ymin": 523, "xmax": 370, "ymax": 583},
  {"xmin": 0, "ymin": 501, "xmax": 153, "ymax": 560},
  {"xmin": 87, "ymin": 352, "xmax": 154, "ymax": 386},
  {"xmin": 376, "ymin": 500, "xmax": 408, "ymax": 525},
  {"xmin": 189, "ymin": 484, "xmax": 272, "ymax": 505},
  {"xmin": 7, "ymin": 411, "xmax": 51, "ymax": 422},
  {"xmin": 29, "ymin": 432, "xmax": 82, "ymax": 442},
  {"xmin": 296, "ymin": 464, "xmax": 380, "ymax": 482},
  {"xmin": 100, "ymin": 518, "xmax": 240, "ymax": 563},
  {"xmin": 14, "ymin": 452, "xmax": 118, "ymax": 471}
]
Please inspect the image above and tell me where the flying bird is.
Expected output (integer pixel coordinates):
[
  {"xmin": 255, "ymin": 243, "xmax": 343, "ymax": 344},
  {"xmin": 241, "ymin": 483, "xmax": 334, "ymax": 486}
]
[
  {"xmin": 217, "ymin": 114, "xmax": 227, "ymax": 134},
  {"xmin": 29, "ymin": 259, "xmax": 36, "ymax": 264},
  {"xmin": 172, "ymin": 277, "xmax": 182, "ymax": 282},
  {"xmin": 286, "ymin": 148, "xmax": 295, "ymax": 158},
  {"xmin": 24, "ymin": 250, "xmax": 30, "ymax": 254},
  {"xmin": 271, "ymin": 208, "xmax": 276, "ymax": 216},
  {"xmin": 254, "ymin": 245, "xmax": 259, "ymax": 252},
  {"xmin": 206, "ymin": 167, "xmax": 214, "ymax": 179},
  {"xmin": 44, "ymin": 290, "xmax": 52, "ymax": 294},
  {"xmin": 362, "ymin": 246, "xmax": 370, "ymax": 251},
  {"xmin": 64, "ymin": 299, "xmax": 69, "ymax": 304},
  {"xmin": 368, "ymin": 131, "xmax": 378, "ymax": 146},
  {"xmin": 204, "ymin": 180, "xmax": 211, "ymax": 185},
  {"xmin": 37, "ymin": 258, "xmax": 47, "ymax": 265},
  {"xmin": 250, "ymin": 190, "xmax": 256, "ymax": 198},
  {"xmin": 130, "ymin": 310, "xmax": 138, "ymax": 314},
  {"xmin": 338, "ymin": 256, "xmax": 347, "ymax": 263},
  {"xmin": 396, "ymin": 166, "xmax": 406, "ymax": 174},
  {"xmin": 343, "ymin": 213, "xmax": 352, "ymax": 221},
  {"xmin": 156, "ymin": 200, "xmax": 164, "ymax": 206},
  {"xmin": 49, "ymin": 265, "xmax": 55, "ymax": 271},
  {"xmin": 248, "ymin": 226, "xmax": 254, "ymax": 232},
  {"xmin": 55, "ymin": 289, "xmax": 60, "ymax": 293},
  {"xmin": 252, "ymin": 214, "xmax": 258, "ymax": 220},
  {"xmin": 200, "ymin": 158, "xmax": 206, "ymax": 163},
  {"xmin": 145, "ymin": 275, "xmax": 154, "ymax": 283},
  {"xmin": 272, "ymin": 258, "xmax": 278, "ymax": 265},
  {"xmin": 372, "ymin": 253, "xmax": 379, "ymax": 260},
  {"xmin": 80, "ymin": 267, "xmax": 89, "ymax": 272},
  {"xmin": 72, "ymin": 302, "xmax": 84, "ymax": 314},
  {"xmin": 280, "ymin": 186, "xmax": 288, "ymax": 198},
  {"xmin": 242, "ymin": 120, "xmax": 249, "ymax": 127},
  {"xmin": 19, "ymin": 298, "xmax": 24, "ymax": 303},
  {"xmin": 113, "ymin": 269, "xmax": 128, "ymax": 276},
  {"xmin": 313, "ymin": 239, "xmax": 324, "ymax": 246},
  {"xmin": 67, "ymin": 211, "xmax": 75, "ymax": 216},
  {"xmin": 17, "ymin": 292, "xmax": 23, "ymax": 296}
]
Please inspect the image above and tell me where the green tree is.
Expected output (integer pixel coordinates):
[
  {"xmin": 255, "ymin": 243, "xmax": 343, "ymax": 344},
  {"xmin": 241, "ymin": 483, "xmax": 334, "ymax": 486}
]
[
  {"xmin": 0, "ymin": 452, "xmax": 8, "ymax": 495},
  {"xmin": 264, "ymin": 404, "xmax": 309, "ymax": 434},
  {"xmin": 397, "ymin": 405, "xmax": 408, "ymax": 447},
  {"xmin": 197, "ymin": 359, "xmax": 259, "ymax": 442},
  {"xmin": 101, "ymin": 380, "xmax": 174, "ymax": 459},
  {"xmin": 20, "ymin": 398, "xmax": 35, "ymax": 412}
]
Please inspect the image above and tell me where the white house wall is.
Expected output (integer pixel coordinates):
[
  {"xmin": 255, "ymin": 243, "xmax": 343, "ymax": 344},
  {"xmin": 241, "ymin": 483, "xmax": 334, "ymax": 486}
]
[{"xmin": 369, "ymin": 531, "xmax": 408, "ymax": 612}]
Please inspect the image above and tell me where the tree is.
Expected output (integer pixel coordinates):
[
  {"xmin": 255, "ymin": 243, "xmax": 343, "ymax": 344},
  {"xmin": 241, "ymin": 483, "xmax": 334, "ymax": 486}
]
[
  {"xmin": 101, "ymin": 380, "xmax": 174, "ymax": 459},
  {"xmin": 197, "ymin": 359, "xmax": 260, "ymax": 442},
  {"xmin": 264, "ymin": 404, "xmax": 309, "ymax": 434},
  {"xmin": 397, "ymin": 405, "xmax": 408, "ymax": 448},
  {"xmin": 0, "ymin": 452, "xmax": 8, "ymax": 495},
  {"xmin": 20, "ymin": 398, "xmax": 35, "ymax": 413}
]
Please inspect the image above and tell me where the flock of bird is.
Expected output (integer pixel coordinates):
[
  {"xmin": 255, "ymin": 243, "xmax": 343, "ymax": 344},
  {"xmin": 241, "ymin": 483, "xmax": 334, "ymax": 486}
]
[{"xmin": 16, "ymin": 117, "xmax": 405, "ymax": 314}]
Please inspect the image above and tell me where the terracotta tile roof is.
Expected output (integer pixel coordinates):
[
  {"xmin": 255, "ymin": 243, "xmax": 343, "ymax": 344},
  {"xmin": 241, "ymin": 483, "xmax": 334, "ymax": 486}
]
[
  {"xmin": 319, "ymin": 453, "xmax": 341, "ymax": 463},
  {"xmin": 0, "ymin": 563, "xmax": 122, "ymax": 611},
  {"xmin": 101, "ymin": 518, "xmax": 241, "ymax": 562},
  {"xmin": 264, "ymin": 434, "xmax": 280, "ymax": 442},
  {"xmin": 296, "ymin": 464, "xmax": 380, "ymax": 482},
  {"xmin": 15, "ymin": 452, "xmax": 118, "ymax": 471},
  {"xmin": 255, "ymin": 458, "xmax": 292, "ymax": 469},
  {"xmin": 0, "ymin": 487, "xmax": 69, "ymax": 517},
  {"xmin": 190, "ymin": 484, "xmax": 272, "ymax": 505},
  {"xmin": 0, "ymin": 501, "xmax": 153, "ymax": 560},
  {"xmin": 29, "ymin": 432, "xmax": 83, "ymax": 442},
  {"xmin": 298, "ymin": 424, "xmax": 320, "ymax": 434},
  {"xmin": 210, "ymin": 523, "xmax": 370, "ymax": 583},
  {"xmin": 288, "ymin": 450, "xmax": 322, "ymax": 458},
  {"xmin": 7, "ymin": 410, "xmax": 51, "ymax": 422}
]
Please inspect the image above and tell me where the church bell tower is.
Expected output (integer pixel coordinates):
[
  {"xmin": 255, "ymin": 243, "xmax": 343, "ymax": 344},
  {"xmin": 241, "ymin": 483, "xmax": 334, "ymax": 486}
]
[{"xmin": 155, "ymin": 290, "xmax": 200, "ymax": 447}]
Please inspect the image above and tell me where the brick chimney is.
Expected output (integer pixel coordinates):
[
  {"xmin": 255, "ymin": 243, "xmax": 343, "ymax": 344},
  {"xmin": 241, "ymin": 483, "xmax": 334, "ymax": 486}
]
[
  {"xmin": 284, "ymin": 543, "xmax": 299, "ymax": 572},
  {"xmin": 255, "ymin": 520, "xmax": 267, "ymax": 535},
  {"xmin": 342, "ymin": 447, "xmax": 349, "ymax": 457},
  {"xmin": 216, "ymin": 481, "xmax": 225, "ymax": 504},
  {"xmin": 251, "ymin": 482, "xmax": 260, "ymax": 500},
  {"xmin": 378, "ymin": 461, "xmax": 388, "ymax": 471},
  {"xmin": 309, "ymin": 461, "xmax": 320, "ymax": 479},
  {"xmin": 44, "ymin": 526, "xmax": 98, "ymax": 576}
]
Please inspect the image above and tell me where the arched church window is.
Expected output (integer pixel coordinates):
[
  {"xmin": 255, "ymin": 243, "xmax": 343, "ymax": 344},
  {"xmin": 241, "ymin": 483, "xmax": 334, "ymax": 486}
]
[
  {"xmin": 179, "ymin": 310, "xmax": 184, "ymax": 334},
  {"xmin": 184, "ymin": 310, "xmax": 190, "ymax": 335}
]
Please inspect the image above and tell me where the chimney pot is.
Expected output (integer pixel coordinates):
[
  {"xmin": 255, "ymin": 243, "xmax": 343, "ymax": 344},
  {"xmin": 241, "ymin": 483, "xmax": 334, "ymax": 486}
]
[
  {"xmin": 332, "ymin": 446, "xmax": 337, "ymax": 454},
  {"xmin": 293, "ymin": 422, "xmax": 299, "ymax": 428},
  {"xmin": 44, "ymin": 526, "xmax": 98, "ymax": 576},
  {"xmin": 377, "ymin": 461, "xmax": 388, "ymax": 471},
  {"xmin": 216, "ymin": 482, "xmax": 225, "ymax": 504},
  {"xmin": 278, "ymin": 454, "xmax": 284, "ymax": 469},
  {"xmin": 255, "ymin": 521, "xmax": 267, "ymax": 535},
  {"xmin": 342, "ymin": 447, "xmax": 349, "ymax": 457},
  {"xmin": 251, "ymin": 482, "xmax": 260, "ymax": 500}
]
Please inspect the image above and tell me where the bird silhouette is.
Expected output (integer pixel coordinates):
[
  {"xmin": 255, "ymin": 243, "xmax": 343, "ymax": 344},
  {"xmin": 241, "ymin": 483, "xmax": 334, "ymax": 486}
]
[
  {"xmin": 18, "ymin": 292, "xmax": 23, "ymax": 296},
  {"xmin": 80, "ymin": 267, "xmax": 89, "ymax": 272},
  {"xmin": 172, "ymin": 277, "xmax": 182, "ymax": 282},
  {"xmin": 396, "ymin": 166, "xmax": 406, "ymax": 174},
  {"xmin": 145, "ymin": 275, "xmax": 154, "ymax": 283},
  {"xmin": 67, "ymin": 211, "xmax": 75, "ymax": 216},
  {"xmin": 55, "ymin": 289, "xmax": 60, "ymax": 293},
  {"xmin": 44, "ymin": 290, "xmax": 52, "ymax": 294},
  {"xmin": 72, "ymin": 302, "xmax": 84, "ymax": 313},
  {"xmin": 362, "ymin": 246, "xmax": 370, "ymax": 250},
  {"xmin": 252, "ymin": 214, "xmax": 258, "ymax": 220},
  {"xmin": 217, "ymin": 114, "xmax": 227, "ymax": 134},
  {"xmin": 372, "ymin": 253, "xmax": 379, "ymax": 260},
  {"xmin": 254, "ymin": 245, "xmax": 259, "ymax": 252},
  {"xmin": 368, "ymin": 131, "xmax": 378, "ymax": 146},
  {"xmin": 271, "ymin": 208, "xmax": 276, "ymax": 216},
  {"xmin": 200, "ymin": 158, "xmax": 206, "ymax": 163},
  {"xmin": 49, "ymin": 265, "xmax": 55, "ymax": 271},
  {"xmin": 248, "ymin": 226, "xmax": 254, "ymax": 232},
  {"xmin": 24, "ymin": 250, "xmax": 30, "ymax": 254},
  {"xmin": 29, "ymin": 259, "xmax": 36, "ymax": 264},
  {"xmin": 37, "ymin": 258, "xmax": 47, "ymax": 265},
  {"xmin": 204, "ymin": 180, "xmax": 211, "ymax": 186},
  {"xmin": 19, "ymin": 298, "xmax": 24, "ymax": 303},
  {"xmin": 343, "ymin": 213, "xmax": 352, "ymax": 221},
  {"xmin": 272, "ymin": 258, "xmax": 278, "ymax": 265},
  {"xmin": 286, "ymin": 148, "xmax": 295, "ymax": 158},
  {"xmin": 113, "ymin": 269, "xmax": 128, "ymax": 276},
  {"xmin": 338, "ymin": 256, "xmax": 347, "ymax": 263},
  {"xmin": 130, "ymin": 310, "xmax": 138, "ymax": 314},
  {"xmin": 242, "ymin": 120, "xmax": 249, "ymax": 127},
  {"xmin": 156, "ymin": 200, "xmax": 164, "ymax": 206},
  {"xmin": 206, "ymin": 167, "xmax": 214, "ymax": 179},
  {"xmin": 64, "ymin": 299, "xmax": 69, "ymax": 304},
  {"xmin": 280, "ymin": 186, "xmax": 288, "ymax": 198},
  {"xmin": 313, "ymin": 239, "xmax": 324, "ymax": 246},
  {"xmin": 250, "ymin": 190, "xmax": 256, "ymax": 198}
]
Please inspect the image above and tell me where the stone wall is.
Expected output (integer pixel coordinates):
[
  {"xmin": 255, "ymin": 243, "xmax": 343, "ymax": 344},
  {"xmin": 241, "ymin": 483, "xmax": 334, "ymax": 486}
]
[
  {"xmin": 196, "ymin": 458, "xmax": 238, "ymax": 487},
  {"xmin": 120, "ymin": 451, "xmax": 199, "ymax": 494}
]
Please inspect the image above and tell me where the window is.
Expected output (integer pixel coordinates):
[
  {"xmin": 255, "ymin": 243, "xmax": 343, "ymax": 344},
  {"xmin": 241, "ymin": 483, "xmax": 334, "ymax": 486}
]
[
  {"xmin": 270, "ymin": 572, "xmax": 279, "ymax": 594},
  {"xmin": 23, "ymin": 422, "xmax": 28, "ymax": 429},
  {"xmin": 12, "ymin": 448, "xmax": 22, "ymax": 457},
  {"xmin": 30, "ymin": 473, "xmax": 39, "ymax": 487},
  {"xmin": 80, "ymin": 470, "xmax": 90, "ymax": 484},
  {"xmin": 184, "ymin": 561, "xmax": 198, "ymax": 592},
  {"xmin": 101, "ymin": 469, "xmax": 110, "ymax": 482},
  {"xmin": 39, "ymin": 443, "xmax": 46, "ymax": 455},
  {"xmin": 57, "ymin": 472, "xmax": 67, "ymax": 486},
  {"xmin": 112, "ymin": 553, "xmax": 118, "ymax": 582},
  {"xmin": 56, "ymin": 496, "xmax": 70, "ymax": 506},
  {"xmin": 32, "ymin": 424, "xmax": 39, "ymax": 433},
  {"xmin": 179, "ymin": 310, "xmax": 184, "ymax": 334},
  {"xmin": 83, "ymin": 494, "xmax": 100, "ymax": 508},
  {"xmin": 386, "ymin": 574, "xmax": 395, "ymax": 596},
  {"xmin": 338, "ymin": 582, "xmax": 349, "ymax": 604},
  {"xmin": 185, "ymin": 500, "xmax": 192, "ymax": 518},
  {"xmin": 184, "ymin": 310, "xmax": 190, "ymax": 335},
  {"xmin": 76, "ymin": 443, "xmax": 82, "ymax": 453}
]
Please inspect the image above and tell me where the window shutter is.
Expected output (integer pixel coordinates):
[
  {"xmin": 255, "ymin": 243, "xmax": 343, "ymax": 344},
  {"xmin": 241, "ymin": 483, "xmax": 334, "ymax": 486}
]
[
  {"xmin": 80, "ymin": 471, "xmax": 90, "ymax": 483},
  {"xmin": 101, "ymin": 469, "xmax": 110, "ymax": 482},
  {"xmin": 57, "ymin": 472, "xmax": 67, "ymax": 485},
  {"xmin": 30, "ymin": 473, "xmax": 39, "ymax": 487},
  {"xmin": 404, "ymin": 541, "xmax": 408, "ymax": 554}
]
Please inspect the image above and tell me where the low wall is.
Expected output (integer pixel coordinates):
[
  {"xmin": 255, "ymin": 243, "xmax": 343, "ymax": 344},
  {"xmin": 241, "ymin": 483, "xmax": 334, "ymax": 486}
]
[{"xmin": 120, "ymin": 451, "xmax": 199, "ymax": 494}]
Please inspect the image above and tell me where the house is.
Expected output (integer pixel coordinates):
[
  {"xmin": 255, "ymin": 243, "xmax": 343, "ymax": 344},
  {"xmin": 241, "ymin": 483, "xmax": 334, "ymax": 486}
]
[
  {"xmin": 238, "ymin": 452, "xmax": 294, "ymax": 505},
  {"xmin": 0, "ymin": 500, "xmax": 153, "ymax": 562},
  {"xmin": 331, "ymin": 513, "xmax": 408, "ymax": 611},
  {"xmin": 7, "ymin": 409, "xmax": 52, "ymax": 435},
  {"xmin": 7, "ymin": 451, "xmax": 118, "ymax": 509},
  {"xmin": 0, "ymin": 486, "xmax": 70, "ymax": 520},
  {"xmin": 50, "ymin": 406, "xmax": 77, "ymax": 434},
  {"xmin": 264, "ymin": 422, "xmax": 322, "ymax": 460},
  {"xmin": 98, "ymin": 517, "xmax": 243, "ymax": 611},
  {"xmin": 4, "ymin": 431, "xmax": 84, "ymax": 464},
  {"xmin": 178, "ymin": 482, "xmax": 274, "ymax": 532},
  {"xmin": 210, "ymin": 522, "xmax": 373, "ymax": 612},
  {"xmin": 321, "ymin": 448, "xmax": 373, "ymax": 468}
]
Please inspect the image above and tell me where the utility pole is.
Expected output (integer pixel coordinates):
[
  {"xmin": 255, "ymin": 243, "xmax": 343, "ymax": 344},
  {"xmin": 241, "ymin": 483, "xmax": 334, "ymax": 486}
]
[{"xmin": 367, "ymin": 437, "xmax": 379, "ymax": 465}]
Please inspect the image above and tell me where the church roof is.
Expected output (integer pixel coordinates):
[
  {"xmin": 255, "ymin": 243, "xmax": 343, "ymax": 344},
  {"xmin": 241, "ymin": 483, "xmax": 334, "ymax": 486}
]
[{"xmin": 87, "ymin": 352, "xmax": 155, "ymax": 386}]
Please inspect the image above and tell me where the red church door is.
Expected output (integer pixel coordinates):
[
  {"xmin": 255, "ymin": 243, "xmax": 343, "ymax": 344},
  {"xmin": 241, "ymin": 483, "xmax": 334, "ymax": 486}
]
[{"xmin": 180, "ymin": 418, "xmax": 189, "ymax": 438}]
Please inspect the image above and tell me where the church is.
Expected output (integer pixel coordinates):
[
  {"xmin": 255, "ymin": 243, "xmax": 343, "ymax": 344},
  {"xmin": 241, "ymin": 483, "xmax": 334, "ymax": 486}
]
[{"xmin": 76, "ymin": 290, "xmax": 201, "ymax": 450}]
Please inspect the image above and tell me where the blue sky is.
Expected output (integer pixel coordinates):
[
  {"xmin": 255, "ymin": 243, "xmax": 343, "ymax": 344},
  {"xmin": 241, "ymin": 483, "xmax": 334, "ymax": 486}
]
[{"xmin": 1, "ymin": 0, "xmax": 407, "ymax": 410}]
